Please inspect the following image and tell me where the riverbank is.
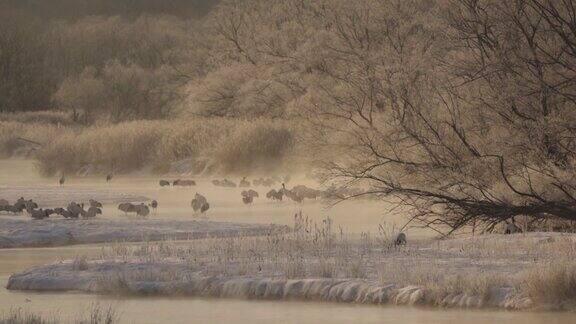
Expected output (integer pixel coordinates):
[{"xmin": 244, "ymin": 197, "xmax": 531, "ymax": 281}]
[{"xmin": 8, "ymin": 226, "xmax": 576, "ymax": 311}]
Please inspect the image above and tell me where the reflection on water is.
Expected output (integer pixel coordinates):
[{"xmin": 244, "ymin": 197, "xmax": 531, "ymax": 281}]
[{"xmin": 2, "ymin": 160, "xmax": 576, "ymax": 323}]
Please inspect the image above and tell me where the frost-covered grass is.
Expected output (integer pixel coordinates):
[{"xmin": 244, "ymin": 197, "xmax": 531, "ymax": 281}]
[
  {"xmin": 0, "ymin": 303, "xmax": 118, "ymax": 324},
  {"xmin": 9, "ymin": 214, "xmax": 576, "ymax": 310},
  {"xmin": 522, "ymin": 262, "xmax": 576, "ymax": 307},
  {"xmin": 0, "ymin": 308, "xmax": 56, "ymax": 324}
]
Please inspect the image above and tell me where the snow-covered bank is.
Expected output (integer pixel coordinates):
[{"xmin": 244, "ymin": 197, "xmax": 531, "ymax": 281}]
[
  {"xmin": 0, "ymin": 218, "xmax": 286, "ymax": 248},
  {"xmin": 8, "ymin": 232, "xmax": 576, "ymax": 311},
  {"xmin": 6, "ymin": 261, "xmax": 532, "ymax": 310}
]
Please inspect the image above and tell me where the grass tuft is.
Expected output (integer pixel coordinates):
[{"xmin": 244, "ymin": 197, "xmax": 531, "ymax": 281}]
[
  {"xmin": 521, "ymin": 262, "xmax": 576, "ymax": 308},
  {"xmin": 29, "ymin": 118, "xmax": 296, "ymax": 176},
  {"xmin": 0, "ymin": 304, "xmax": 118, "ymax": 324}
]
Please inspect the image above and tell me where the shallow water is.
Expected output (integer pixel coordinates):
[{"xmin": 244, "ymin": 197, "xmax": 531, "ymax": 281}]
[
  {"xmin": 2, "ymin": 159, "xmax": 576, "ymax": 323},
  {"xmin": 0, "ymin": 159, "xmax": 417, "ymax": 237}
]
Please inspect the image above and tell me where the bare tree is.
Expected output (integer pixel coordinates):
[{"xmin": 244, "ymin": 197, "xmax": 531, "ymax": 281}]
[{"xmin": 304, "ymin": 0, "xmax": 576, "ymax": 234}]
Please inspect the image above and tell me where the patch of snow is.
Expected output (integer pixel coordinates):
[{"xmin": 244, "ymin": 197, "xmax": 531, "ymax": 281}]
[
  {"xmin": 0, "ymin": 218, "xmax": 286, "ymax": 248},
  {"xmin": 6, "ymin": 261, "xmax": 532, "ymax": 310}
]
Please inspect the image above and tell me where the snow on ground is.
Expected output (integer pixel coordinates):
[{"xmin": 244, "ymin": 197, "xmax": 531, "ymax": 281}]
[
  {"xmin": 6, "ymin": 261, "xmax": 529, "ymax": 310},
  {"xmin": 0, "ymin": 217, "xmax": 287, "ymax": 248},
  {"xmin": 9, "ymin": 232, "xmax": 576, "ymax": 310}
]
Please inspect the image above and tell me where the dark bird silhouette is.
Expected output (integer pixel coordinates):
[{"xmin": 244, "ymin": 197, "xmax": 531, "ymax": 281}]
[
  {"xmin": 149, "ymin": 200, "xmax": 158, "ymax": 214},
  {"xmin": 173, "ymin": 179, "xmax": 196, "ymax": 187},
  {"xmin": 59, "ymin": 175, "xmax": 66, "ymax": 186},
  {"xmin": 242, "ymin": 189, "xmax": 259, "ymax": 198},
  {"xmin": 0, "ymin": 199, "xmax": 9, "ymax": 207},
  {"xmin": 286, "ymin": 191, "xmax": 303, "ymax": 203},
  {"xmin": 241, "ymin": 189, "xmax": 259, "ymax": 204},
  {"xmin": 26, "ymin": 202, "xmax": 49, "ymax": 219},
  {"xmin": 29, "ymin": 209, "xmax": 47, "ymax": 219},
  {"xmin": 12, "ymin": 198, "xmax": 27, "ymax": 213},
  {"xmin": 191, "ymin": 193, "xmax": 209, "ymax": 214},
  {"xmin": 221, "ymin": 179, "xmax": 237, "ymax": 188},
  {"xmin": 89, "ymin": 199, "xmax": 103, "ymax": 208},
  {"xmin": 84, "ymin": 206, "xmax": 102, "ymax": 218},
  {"xmin": 242, "ymin": 196, "xmax": 253, "ymax": 204},
  {"xmin": 3, "ymin": 205, "xmax": 21, "ymax": 214},
  {"xmin": 266, "ymin": 189, "xmax": 283, "ymax": 201},
  {"xmin": 239, "ymin": 177, "xmax": 250, "ymax": 187},
  {"xmin": 200, "ymin": 202, "xmax": 210, "ymax": 213},
  {"xmin": 291, "ymin": 185, "xmax": 322, "ymax": 200},
  {"xmin": 395, "ymin": 233, "xmax": 407, "ymax": 246},
  {"xmin": 505, "ymin": 218, "xmax": 522, "ymax": 234},
  {"xmin": 135, "ymin": 203, "xmax": 150, "ymax": 217},
  {"xmin": 55, "ymin": 207, "xmax": 74, "ymax": 219},
  {"xmin": 67, "ymin": 202, "xmax": 86, "ymax": 217},
  {"xmin": 118, "ymin": 202, "xmax": 136, "ymax": 215}
]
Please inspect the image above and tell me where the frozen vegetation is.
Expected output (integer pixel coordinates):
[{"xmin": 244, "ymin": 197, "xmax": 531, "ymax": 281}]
[
  {"xmin": 0, "ymin": 218, "xmax": 286, "ymax": 248},
  {"xmin": 0, "ymin": 303, "xmax": 118, "ymax": 324},
  {"xmin": 7, "ymin": 215, "xmax": 576, "ymax": 311}
]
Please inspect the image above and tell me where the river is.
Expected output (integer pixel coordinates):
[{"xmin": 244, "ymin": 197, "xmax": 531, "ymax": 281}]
[
  {"xmin": 1, "ymin": 159, "xmax": 576, "ymax": 323},
  {"xmin": 2, "ymin": 246, "xmax": 576, "ymax": 323}
]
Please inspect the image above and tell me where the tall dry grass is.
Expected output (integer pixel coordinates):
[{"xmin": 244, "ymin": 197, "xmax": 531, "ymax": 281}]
[
  {"xmin": 0, "ymin": 308, "xmax": 56, "ymax": 324},
  {"xmin": 521, "ymin": 262, "xmax": 576, "ymax": 308},
  {"xmin": 0, "ymin": 121, "xmax": 74, "ymax": 158},
  {"xmin": 79, "ymin": 217, "xmax": 576, "ymax": 308},
  {"xmin": 37, "ymin": 120, "xmax": 166, "ymax": 175},
  {"xmin": 90, "ymin": 215, "xmax": 422, "ymax": 289},
  {"xmin": 32, "ymin": 118, "xmax": 296, "ymax": 175},
  {"xmin": 213, "ymin": 122, "xmax": 295, "ymax": 173}
]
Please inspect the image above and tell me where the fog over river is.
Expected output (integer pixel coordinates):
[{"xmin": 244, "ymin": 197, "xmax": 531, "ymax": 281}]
[{"xmin": 1, "ymin": 160, "xmax": 576, "ymax": 323}]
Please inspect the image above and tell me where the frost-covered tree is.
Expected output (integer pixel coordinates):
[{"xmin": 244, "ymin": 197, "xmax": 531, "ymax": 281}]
[{"xmin": 301, "ymin": 0, "xmax": 576, "ymax": 233}]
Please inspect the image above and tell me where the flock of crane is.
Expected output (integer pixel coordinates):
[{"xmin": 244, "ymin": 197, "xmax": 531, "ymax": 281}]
[
  {"xmin": 1, "ymin": 175, "xmax": 414, "ymax": 245},
  {"xmin": 0, "ymin": 174, "xmax": 327, "ymax": 220},
  {"xmin": 160, "ymin": 176, "xmax": 327, "ymax": 208},
  {"xmin": 0, "ymin": 197, "xmax": 103, "ymax": 219}
]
